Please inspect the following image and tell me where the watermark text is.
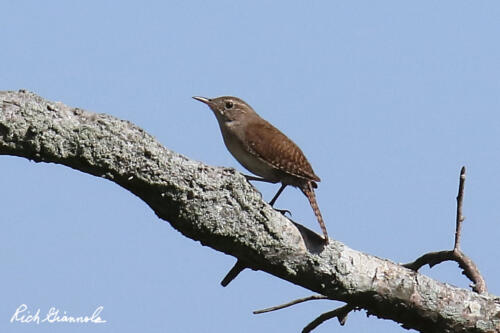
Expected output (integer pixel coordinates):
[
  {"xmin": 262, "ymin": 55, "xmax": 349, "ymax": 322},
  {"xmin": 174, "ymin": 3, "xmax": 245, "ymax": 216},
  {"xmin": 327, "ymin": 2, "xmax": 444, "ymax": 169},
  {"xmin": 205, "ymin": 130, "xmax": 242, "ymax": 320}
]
[{"xmin": 10, "ymin": 304, "xmax": 106, "ymax": 324}]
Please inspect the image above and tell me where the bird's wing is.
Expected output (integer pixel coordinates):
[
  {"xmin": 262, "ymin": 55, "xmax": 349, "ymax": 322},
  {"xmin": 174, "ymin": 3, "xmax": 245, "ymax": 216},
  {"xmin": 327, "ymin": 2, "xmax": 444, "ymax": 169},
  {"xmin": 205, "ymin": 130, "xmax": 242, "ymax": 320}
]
[{"xmin": 244, "ymin": 119, "xmax": 320, "ymax": 182}]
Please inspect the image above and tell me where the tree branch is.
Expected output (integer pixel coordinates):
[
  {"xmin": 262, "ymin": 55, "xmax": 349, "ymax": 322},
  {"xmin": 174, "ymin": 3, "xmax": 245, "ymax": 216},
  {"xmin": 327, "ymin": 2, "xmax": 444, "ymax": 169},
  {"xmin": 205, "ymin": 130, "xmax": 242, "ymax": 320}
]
[{"xmin": 1, "ymin": 90, "xmax": 499, "ymax": 332}]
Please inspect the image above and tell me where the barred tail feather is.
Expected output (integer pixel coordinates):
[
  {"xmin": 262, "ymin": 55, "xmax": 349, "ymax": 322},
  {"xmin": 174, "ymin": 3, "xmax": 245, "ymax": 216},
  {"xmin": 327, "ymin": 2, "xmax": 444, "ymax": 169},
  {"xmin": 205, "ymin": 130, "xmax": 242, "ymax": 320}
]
[{"xmin": 301, "ymin": 182, "xmax": 329, "ymax": 243}]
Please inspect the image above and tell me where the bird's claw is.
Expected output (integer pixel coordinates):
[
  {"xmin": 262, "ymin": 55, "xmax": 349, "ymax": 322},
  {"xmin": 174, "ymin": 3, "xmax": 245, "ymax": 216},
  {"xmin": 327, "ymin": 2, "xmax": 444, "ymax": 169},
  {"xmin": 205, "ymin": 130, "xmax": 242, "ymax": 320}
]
[{"xmin": 274, "ymin": 208, "xmax": 292, "ymax": 217}]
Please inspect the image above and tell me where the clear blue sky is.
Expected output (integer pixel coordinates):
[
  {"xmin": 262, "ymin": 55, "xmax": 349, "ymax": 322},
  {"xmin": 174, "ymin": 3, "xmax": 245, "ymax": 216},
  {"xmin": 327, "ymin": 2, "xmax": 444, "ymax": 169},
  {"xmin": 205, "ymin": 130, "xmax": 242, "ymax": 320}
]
[{"xmin": 1, "ymin": 1, "xmax": 499, "ymax": 332}]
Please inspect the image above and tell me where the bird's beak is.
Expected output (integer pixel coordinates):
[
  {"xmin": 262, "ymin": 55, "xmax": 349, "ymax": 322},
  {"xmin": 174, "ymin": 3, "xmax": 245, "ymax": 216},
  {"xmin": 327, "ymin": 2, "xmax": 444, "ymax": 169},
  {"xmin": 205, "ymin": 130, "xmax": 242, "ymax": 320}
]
[{"xmin": 192, "ymin": 96, "xmax": 211, "ymax": 104}]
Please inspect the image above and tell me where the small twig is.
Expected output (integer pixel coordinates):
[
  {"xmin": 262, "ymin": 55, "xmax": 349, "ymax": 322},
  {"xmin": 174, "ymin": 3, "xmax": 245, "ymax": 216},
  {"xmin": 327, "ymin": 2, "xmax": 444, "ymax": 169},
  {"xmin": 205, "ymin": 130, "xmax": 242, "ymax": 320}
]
[
  {"xmin": 302, "ymin": 304, "xmax": 357, "ymax": 333},
  {"xmin": 454, "ymin": 166, "xmax": 466, "ymax": 251},
  {"xmin": 253, "ymin": 295, "xmax": 329, "ymax": 314},
  {"xmin": 402, "ymin": 250, "xmax": 455, "ymax": 271},
  {"xmin": 254, "ymin": 295, "xmax": 356, "ymax": 333},
  {"xmin": 220, "ymin": 260, "xmax": 248, "ymax": 287}
]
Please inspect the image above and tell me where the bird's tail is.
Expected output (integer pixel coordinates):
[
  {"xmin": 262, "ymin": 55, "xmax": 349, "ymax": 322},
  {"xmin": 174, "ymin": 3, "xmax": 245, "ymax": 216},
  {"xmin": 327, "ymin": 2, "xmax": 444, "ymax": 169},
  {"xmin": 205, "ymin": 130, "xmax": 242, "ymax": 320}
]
[{"xmin": 301, "ymin": 182, "xmax": 329, "ymax": 243}]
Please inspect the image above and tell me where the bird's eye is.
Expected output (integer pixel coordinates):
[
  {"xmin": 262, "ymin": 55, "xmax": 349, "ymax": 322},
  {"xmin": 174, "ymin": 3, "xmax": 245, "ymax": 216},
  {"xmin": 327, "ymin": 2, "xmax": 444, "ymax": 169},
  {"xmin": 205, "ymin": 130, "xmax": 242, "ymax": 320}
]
[{"xmin": 225, "ymin": 101, "xmax": 234, "ymax": 109}]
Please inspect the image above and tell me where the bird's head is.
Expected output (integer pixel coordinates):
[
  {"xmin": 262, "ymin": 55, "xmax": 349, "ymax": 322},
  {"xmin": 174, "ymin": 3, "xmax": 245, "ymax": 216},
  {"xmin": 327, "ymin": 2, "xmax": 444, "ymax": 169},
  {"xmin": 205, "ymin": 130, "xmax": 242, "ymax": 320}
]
[{"xmin": 193, "ymin": 96, "xmax": 256, "ymax": 123}]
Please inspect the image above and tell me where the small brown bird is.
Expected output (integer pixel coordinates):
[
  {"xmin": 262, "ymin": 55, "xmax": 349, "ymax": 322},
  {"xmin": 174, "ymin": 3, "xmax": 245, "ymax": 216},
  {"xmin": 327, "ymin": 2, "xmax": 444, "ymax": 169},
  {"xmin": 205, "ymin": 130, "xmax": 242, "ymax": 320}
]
[{"xmin": 193, "ymin": 96, "xmax": 329, "ymax": 243}]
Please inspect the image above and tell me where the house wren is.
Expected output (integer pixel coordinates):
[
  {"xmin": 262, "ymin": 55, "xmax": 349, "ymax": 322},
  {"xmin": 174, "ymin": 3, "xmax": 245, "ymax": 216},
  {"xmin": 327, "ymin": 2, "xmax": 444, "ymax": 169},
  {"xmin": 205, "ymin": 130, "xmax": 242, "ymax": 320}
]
[{"xmin": 193, "ymin": 96, "xmax": 329, "ymax": 243}]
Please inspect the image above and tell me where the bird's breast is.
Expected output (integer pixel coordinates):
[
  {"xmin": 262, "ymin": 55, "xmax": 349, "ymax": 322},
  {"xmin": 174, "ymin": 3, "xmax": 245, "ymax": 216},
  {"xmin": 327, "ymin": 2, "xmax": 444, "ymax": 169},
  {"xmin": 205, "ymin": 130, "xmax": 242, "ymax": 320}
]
[{"xmin": 219, "ymin": 121, "xmax": 280, "ymax": 182}]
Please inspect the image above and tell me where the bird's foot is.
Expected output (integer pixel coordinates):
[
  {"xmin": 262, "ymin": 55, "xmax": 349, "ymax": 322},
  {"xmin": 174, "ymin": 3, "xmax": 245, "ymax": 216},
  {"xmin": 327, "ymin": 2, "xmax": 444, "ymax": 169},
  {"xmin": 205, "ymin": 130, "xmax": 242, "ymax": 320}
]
[{"xmin": 273, "ymin": 207, "xmax": 292, "ymax": 217}]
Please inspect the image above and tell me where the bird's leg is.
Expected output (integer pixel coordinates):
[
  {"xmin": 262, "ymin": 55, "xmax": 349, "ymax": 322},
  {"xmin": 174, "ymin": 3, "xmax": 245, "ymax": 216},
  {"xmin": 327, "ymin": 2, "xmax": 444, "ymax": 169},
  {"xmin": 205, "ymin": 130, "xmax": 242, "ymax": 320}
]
[
  {"xmin": 269, "ymin": 184, "xmax": 292, "ymax": 216},
  {"xmin": 245, "ymin": 177, "xmax": 291, "ymax": 215},
  {"xmin": 269, "ymin": 183, "xmax": 287, "ymax": 206}
]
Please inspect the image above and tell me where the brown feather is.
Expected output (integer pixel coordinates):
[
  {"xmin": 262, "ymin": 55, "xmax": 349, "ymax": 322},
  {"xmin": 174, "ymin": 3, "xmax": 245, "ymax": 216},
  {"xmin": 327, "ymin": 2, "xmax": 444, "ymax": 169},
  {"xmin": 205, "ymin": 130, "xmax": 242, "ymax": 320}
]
[
  {"xmin": 301, "ymin": 182, "xmax": 328, "ymax": 242},
  {"xmin": 243, "ymin": 119, "xmax": 320, "ymax": 182}
]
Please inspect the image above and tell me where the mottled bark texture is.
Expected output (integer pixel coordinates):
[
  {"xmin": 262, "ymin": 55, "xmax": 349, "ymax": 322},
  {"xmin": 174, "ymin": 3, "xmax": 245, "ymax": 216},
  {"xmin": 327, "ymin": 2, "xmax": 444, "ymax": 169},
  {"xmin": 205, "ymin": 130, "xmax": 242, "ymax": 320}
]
[{"xmin": 1, "ymin": 90, "xmax": 499, "ymax": 332}]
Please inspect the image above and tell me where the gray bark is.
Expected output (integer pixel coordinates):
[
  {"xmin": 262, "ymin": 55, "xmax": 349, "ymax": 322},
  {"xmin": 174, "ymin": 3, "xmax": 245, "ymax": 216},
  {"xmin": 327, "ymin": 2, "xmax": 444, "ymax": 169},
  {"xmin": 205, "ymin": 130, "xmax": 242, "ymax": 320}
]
[{"xmin": 1, "ymin": 90, "xmax": 499, "ymax": 332}]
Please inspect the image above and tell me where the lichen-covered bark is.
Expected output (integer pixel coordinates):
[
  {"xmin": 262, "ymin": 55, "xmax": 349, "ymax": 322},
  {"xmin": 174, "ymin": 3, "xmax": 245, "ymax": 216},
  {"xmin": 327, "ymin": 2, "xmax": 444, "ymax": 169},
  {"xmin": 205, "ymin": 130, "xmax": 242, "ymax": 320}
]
[{"xmin": 1, "ymin": 90, "xmax": 499, "ymax": 332}]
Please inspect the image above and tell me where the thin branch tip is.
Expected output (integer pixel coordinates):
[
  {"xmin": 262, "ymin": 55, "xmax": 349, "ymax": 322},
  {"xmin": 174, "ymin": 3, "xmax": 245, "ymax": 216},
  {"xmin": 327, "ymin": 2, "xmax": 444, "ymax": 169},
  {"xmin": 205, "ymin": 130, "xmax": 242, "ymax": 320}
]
[
  {"xmin": 454, "ymin": 166, "xmax": 466, "ymax": 251},
  {"xmin": 220, "ymin": 260, "xmax": 248, "ymax": 287},
  {"xmin": 253, "ymin": 295, "xmax": 328, "ymax": 314}
]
